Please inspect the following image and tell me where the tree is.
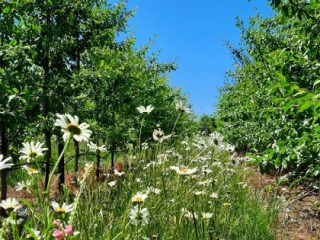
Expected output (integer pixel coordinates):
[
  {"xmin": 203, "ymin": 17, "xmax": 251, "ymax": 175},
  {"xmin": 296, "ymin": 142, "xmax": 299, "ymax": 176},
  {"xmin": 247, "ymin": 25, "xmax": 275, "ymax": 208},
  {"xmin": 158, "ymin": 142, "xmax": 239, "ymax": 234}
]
[{"xmin": 216, "ymin": 0, "xmax": 320, "ymax": 179}]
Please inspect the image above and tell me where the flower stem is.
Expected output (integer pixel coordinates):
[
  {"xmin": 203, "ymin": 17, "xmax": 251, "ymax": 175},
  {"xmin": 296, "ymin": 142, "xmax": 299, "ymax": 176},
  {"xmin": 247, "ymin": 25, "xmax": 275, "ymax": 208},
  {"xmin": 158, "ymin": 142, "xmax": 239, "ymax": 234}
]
[
  {"xmin": 45, "ymin": 135, "xmax": 72, "ymax": 198},
  {"xmin": 171, "ymin": 113, "xmax": 181, "ymax": 136},
  {"xmin": 138, "ymin": 117, "xmax": 145, "ymax": 153}
]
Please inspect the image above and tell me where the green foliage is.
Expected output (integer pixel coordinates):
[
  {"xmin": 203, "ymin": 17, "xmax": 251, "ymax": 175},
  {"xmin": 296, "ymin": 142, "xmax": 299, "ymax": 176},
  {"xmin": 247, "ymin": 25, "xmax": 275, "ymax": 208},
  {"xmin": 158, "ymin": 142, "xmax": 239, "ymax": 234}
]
[
  {"xmin": 216, "ymin": 0, "xmax": 320, "ymax": 179},
  {"xmin": 197, "ymin": 114, "xmax": 216, "ymax": 135},
  {"xmin": 0, "ymin": 0, "xmax": 194, "ymax": 161}
]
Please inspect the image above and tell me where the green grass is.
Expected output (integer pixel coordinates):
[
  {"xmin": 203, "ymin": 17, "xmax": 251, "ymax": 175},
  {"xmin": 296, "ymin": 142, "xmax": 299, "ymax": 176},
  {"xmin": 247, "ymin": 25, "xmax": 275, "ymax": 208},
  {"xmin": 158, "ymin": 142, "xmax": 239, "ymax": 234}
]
[
  {"xmin": 70, "ymin": 137, "xmax": 278, "ymax": 240},
  {"xmin": 2, "ymin": 134, "xmax": 279, "ymax": 239}
]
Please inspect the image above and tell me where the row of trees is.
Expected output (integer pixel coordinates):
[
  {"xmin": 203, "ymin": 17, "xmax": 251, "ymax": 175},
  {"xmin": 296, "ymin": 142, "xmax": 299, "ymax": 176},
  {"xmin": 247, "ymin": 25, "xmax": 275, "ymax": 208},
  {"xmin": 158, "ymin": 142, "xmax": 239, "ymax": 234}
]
[
  {"xmin": 0, "ymin": 0, "xmax": 194, "ymax": 199},
  {"xmin": 216, "ymin": 0, "xmax": 320, "ymax": 181}
]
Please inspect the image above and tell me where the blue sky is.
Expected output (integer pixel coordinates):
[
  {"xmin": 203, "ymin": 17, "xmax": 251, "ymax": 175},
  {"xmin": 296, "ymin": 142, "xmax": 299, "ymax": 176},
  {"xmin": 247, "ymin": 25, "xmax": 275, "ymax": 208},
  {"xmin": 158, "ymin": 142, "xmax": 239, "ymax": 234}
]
[{"xmin": 123, "ymin": 0, "xmax": 274, "ymax": 116}]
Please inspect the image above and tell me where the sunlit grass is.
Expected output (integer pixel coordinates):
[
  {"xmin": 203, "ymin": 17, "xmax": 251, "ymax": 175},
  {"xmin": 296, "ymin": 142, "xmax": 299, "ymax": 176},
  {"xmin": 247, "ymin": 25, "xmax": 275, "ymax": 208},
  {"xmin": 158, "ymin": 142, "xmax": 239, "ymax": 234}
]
[
  {"xmin": 1, "ymin": 114, "xmax": 278, "ymax": 239},
  {"xmin": 71, "ymin": 137, "xmax": 278, "ymax": 239}
]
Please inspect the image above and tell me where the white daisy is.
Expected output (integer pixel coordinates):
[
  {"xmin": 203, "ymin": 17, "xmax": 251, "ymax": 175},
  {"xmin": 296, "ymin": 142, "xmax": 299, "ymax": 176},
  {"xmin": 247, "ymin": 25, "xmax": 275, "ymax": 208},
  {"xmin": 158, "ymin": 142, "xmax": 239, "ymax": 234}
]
[
  {"xmin": 194, "ymin": 190, "xmax": 206, "ymax": 196},
  {"xmin": 0, "ymin": 198, "xmax": 20, "ymax": 212},
  {"xmin": 54, "ymin": 114, "xmax": 92, "ymax": 142},
  {"xmin": 15, "ymin": 180, "xmax": 31, "ymax": 192},
  {"xmin": 114, "ymin": 169, "xmax": 125, "ymax": 176},
  {"xmin": 153, "ymin": 128, "xmax": 171, "ymax": 143},
  {"xmin": 108, "ymin": 181, "xmax": 116, "ymax": 187},
  {"xmin": 132, "ymin": 192, "xmax": 148, "ymax": 203},
  {"xmin": 129, "ymin": 205, "xmax": 150, "ymax": 226},
  {"xmin": 175, "ymin": 101, "xmax": 191, "ymax": 114},
  {"xmin": 210, "ymin": 192, "xmax": 219, "ymax": 199},
  {"xmin": 136, "ymin": 105, "xmax": 154, "ymax": 114},
  {"xmin": 201, "ymin": 212, "xmax": 213, "ymax": 220},
  {"xmin": 87, "ymin": 142, "xmax": 106, "ymax": 152},
  {"xmin": 22, "ymin": 166, "xmax": 39, "ymax": 175},
  {"xmin": 209, "ymin": 132, "xmax": 224, "ymax": 147},
  {"xmin": 198, "ymin": 178, "xmax": 212, "ymax": 186},
  {"xmin": 202, "ymin": 166, "xmax": 212, "ymax": 175},
  {"xmin": 19, "ymin": 141, "xmax": 47, "ymax": 162},
  {"xmin": 0, "ymin": 155, "xmax": 13, "ymax": 170},
  {"xmin": 26, "ymin": 228, "xmax": 41, "ymax": 239},
  {"xmin": 181, "ymin": 208, "xmax": 198, "ymax": 219},
  {"xmin": 146, "ymin": 187, "xmax": 161, "ymax": 195},
  {"xmin": 51, "ymin": 201, "xmax": 73, "ymax": 214},
  {"xmin": 170, "ymin": 166, "xmax": 197, "ymax": 175}
]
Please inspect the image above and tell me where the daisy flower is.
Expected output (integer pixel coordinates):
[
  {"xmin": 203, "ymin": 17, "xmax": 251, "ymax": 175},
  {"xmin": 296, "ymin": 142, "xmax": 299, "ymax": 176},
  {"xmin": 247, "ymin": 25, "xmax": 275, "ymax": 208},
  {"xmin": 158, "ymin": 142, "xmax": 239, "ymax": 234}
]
[
  {"xmin": 202, "ymin": 166, "xmax": 212, "ymax": 175},
  {"xmin": 181, "ymin": 208, "xmax": 198, "ymax": 219},
  {"xmin": 129, "ymin": 205, "xmax": 150, "ymax": 226},
  {"xmin": 136, "ymin": 105, "xmax": 154, "ymax": 114},
  {"xmin": 108, "ymin": 181, "xmax": 116, "ymax": 187},
  {"xmin": 26, "ymin": 228, "xmax": 41, "ymax": 239},
  {"xmin": 201, "ymin": 212, "xmax": 213, "ymax": 220},
  {"xmin": 210, "ymin": 192, "xmax": 219, "ymax": 199},
  {"xmin": 194, "ymin": 190, "xmax": 206, "ymax": 196},
  {"xmin": 146, "ymin": 187, "xmax": 161, "ymax": 195},
  {"xmin": 51, "ymin": 201, "xmax": 73, "ymax": 214},
  {"xmin": 87, "ymin": 142, "xmax": 106, "ymax": 152},
  {"xmin": 114, "ymin": 169, "xmax": 125, "ymax": 176},
  {"xmin": 170, "ymin": 166, "xmax": 197, "ymax": 175},
  {"xmin": 54, "ymin": 114, "xmax": 92, "ymax": 142},
  {"xmin": 0, "ymin": 155, "xmax": 13, "ymax": 170},
  {"xmin": 132, "ymin": 192, "xmax": 148, "ymax": 203},
  {"xmin": 153, "ymin": 128, "xmax": 171, "ymax": 143},
  {"xmin": 0, "ymin": 198, "xmax": 20, "ymax": 212},
  {"xmin": 198, "ymin": 178, "xmax": 212, "ymax": 186},
  {"xmin": 175, "ymin": 101, "xmax": 191, "ymax": 114},
  {"xmin": 209, "ymin": 132, "xmax": 224, "ymax": 147},
  {"xmin": 19, "ymin": 141, "xmax": 47, "ymax": 162},
  {"xmin": 141, "ymin": 142, "xmax": 149, "ymax": 150},
  {"xmin": 15, "ymin": 180, "xmax": 31, "ymax": 192},
  {"xmin": 22, "ymin": 166, "xmax": 39, "ymax": 175}
]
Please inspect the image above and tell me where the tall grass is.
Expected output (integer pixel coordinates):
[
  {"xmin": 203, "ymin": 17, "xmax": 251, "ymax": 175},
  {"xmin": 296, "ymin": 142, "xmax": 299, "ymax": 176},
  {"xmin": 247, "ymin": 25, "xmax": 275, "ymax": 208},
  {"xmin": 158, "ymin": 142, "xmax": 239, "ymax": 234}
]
[
  {"xmin": 1, "ymin": 112, "xmax": 279, "ymax": 239},
  {"xmin": 72, "ymin": 135, "xmax": 278, "ymax": 239}
]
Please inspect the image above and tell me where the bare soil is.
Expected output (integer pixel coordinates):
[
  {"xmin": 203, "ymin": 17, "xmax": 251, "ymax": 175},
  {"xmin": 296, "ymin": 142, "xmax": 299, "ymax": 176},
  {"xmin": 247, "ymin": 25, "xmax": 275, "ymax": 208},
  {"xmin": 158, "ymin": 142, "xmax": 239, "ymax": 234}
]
[{"xmin": 248, "ymin": 168, "xmax": 320, "ymax": 240}]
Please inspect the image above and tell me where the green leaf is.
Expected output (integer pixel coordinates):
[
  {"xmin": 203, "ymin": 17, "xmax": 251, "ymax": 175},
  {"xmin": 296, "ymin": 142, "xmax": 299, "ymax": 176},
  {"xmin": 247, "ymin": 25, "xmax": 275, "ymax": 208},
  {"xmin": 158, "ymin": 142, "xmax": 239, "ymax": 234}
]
[
  {"xmin": 314, "ymin": 80, "xmax": 320, "ymax": 86},
  {"xmin": 2, "ymin": 6, "xmax": 10, "ymax": 14},
  {"xmin": 99, "ymin": 59, "xmax": 105, "ymax": 67},
  {"xmin": 298, "ymin": 101, "xmax": 313, "ymax": 112}
]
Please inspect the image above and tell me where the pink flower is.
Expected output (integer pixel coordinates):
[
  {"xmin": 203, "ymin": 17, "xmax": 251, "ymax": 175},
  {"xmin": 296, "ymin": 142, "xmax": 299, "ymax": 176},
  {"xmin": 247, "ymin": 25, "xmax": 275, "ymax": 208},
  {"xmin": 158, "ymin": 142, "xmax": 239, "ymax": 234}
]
[
  {"xmin": 52, "ymin": 230, "xmax": 64, "ymax": 240},
  {"xmin": 64, "ymin": 225, "xmax": 73, "ymax": 236},
  {"xmin": 53, "ymin": 219, "xmax": 63, "ymax": 228}
]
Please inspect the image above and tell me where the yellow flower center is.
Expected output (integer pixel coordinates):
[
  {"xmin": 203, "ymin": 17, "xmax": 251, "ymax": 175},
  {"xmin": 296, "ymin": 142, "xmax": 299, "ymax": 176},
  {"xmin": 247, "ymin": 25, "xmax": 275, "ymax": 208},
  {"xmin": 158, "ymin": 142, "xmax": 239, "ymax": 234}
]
[
  {"xmin": 29, "ymin": 167, "xmax": 38, "ymax": 173},
  {"xmin": 66, "ymin": 123, "xmax": 81, "ymax": 135},
  {"xmin": 56, "ymin": 208, "xmax": 65, "ymax": 213},
  {"xmin": 134, "ymin": 196, "xmax": 143, "ymax": 203},
  {"xmin": 180, "ymin": 168, "xmax": 188, "ymax": 174}
]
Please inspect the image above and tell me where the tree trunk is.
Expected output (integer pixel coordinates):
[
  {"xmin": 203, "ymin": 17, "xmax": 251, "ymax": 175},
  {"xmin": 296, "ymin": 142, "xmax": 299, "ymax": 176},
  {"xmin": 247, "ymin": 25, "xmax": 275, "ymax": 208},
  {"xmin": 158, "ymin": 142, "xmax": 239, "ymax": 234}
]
[
  {"xmin": 95, "ymin": 139, "xmax": 100, "ymax": 180},
  {"xmin": 1, "ymin": 127, "xmax": 9, "ymax": 200},
  {"xmin": 96, "ymin": 150, "xmax": 101, "ymax": 181},
  {"xmin": 0, "ymin": 127, "xmax": 9, "ymax": 216},
  {"xmin": 44, "ymin": 130, "xmax": 52, "ymax": 188}
]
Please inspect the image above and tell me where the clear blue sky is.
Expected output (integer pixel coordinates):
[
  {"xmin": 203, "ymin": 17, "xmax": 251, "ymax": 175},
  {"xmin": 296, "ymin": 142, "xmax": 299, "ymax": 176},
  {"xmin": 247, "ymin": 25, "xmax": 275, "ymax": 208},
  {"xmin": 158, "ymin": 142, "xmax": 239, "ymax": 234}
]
[{"xmin": 123, "ymin": 0, "xmax": 274, "ymax": 116}]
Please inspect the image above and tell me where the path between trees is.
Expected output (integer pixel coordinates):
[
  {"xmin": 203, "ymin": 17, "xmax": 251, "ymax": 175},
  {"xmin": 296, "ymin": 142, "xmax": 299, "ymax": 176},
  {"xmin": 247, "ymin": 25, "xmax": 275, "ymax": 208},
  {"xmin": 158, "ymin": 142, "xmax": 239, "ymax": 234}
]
[{"xmin": 248, "ymin": 168, "xmax": 320, "ymax": 240}]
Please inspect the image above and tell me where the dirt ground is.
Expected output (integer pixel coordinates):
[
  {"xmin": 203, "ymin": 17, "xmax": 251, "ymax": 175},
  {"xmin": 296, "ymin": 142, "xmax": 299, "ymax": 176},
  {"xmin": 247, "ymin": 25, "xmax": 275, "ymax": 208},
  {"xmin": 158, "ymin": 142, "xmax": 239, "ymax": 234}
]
[{"xmin": 248, "ymin": 169, "xmax": 320, "ymax": 240}]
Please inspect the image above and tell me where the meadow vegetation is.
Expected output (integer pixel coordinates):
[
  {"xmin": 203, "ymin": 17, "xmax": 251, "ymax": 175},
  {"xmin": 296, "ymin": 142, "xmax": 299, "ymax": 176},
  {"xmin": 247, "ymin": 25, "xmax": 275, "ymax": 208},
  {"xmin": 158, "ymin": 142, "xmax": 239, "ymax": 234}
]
[{"xmin": 3, "ymin": 0, "xmax": 319, "ymax": 239}]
